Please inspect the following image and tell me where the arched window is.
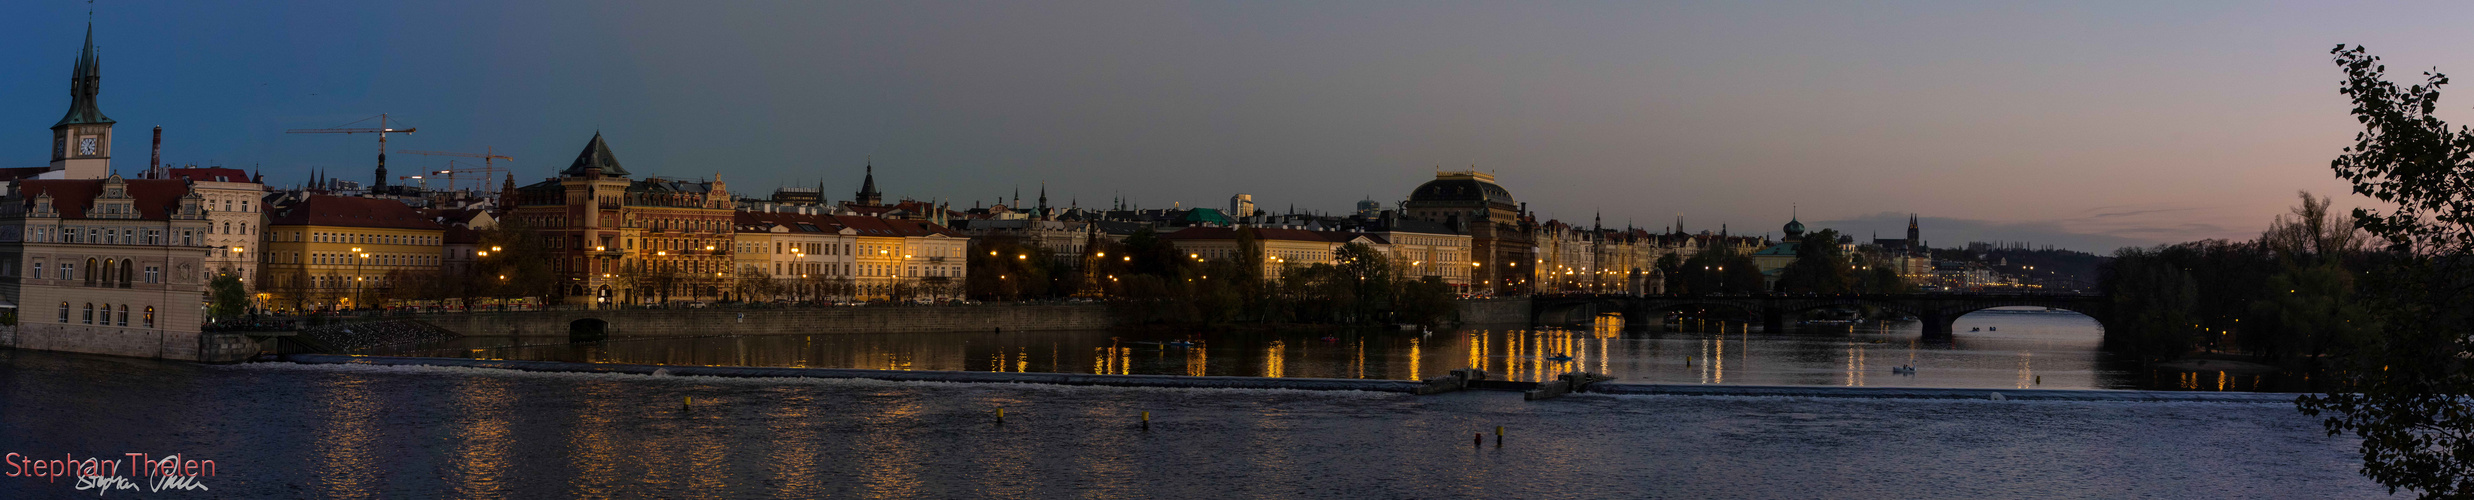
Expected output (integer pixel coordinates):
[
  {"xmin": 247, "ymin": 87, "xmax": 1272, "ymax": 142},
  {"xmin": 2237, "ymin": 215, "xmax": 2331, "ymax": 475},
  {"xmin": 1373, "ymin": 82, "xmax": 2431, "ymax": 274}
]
[
  {"xmin": 117, "ymin": 305, "xmax": 129, "ymax": 326},
  {"xmin": 120, "ymin": 260, "xmax": 133, "ymax": 287},
  {"xmin": 84, "ymin": 258, "xmax": 97, "ymax": 286},
  {"xmin": 81, "ymin": 303, "xmax": 93, "ymax": 324},
  {"xmin": 101, "ymin": 259, "xmax": 115, "ymax": 285},
  {"xmin": 57, "ymin": 302, "xmax": 69, "ymax": 323},
  {"xmin": 143, "ymin": 307, "xmax": 155, "ymax": 328}
]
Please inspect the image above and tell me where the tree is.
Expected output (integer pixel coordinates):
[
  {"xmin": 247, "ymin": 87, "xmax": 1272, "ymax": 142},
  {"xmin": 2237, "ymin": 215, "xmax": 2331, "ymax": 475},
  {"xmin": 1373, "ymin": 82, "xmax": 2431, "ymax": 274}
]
[
  {"xmin": 2293, "ymin": 45, "xmax": 2474, "ymax": 499},
  {"xmin": 2264, "ymin": 191, "xmax": 2374, "ymax": 261},
  {"xmin": 1782, "ymin": 228, "xmax": 1853, "ymax": 294},
  {"xmin": 734, "ymin": 264, "xmax": 780, "ymax": 302},
  {"xmin": 2100, "ymin": 246, "xmax": 2201, "ymax": 361},
  {"xmin": 966, "ymin": 235, "xmax": 1056, "ymax": 301},
  {"xmin": 1653, "ymin": 253, "xmax": 1684, "ymax": 294},
  {"xmin": 1676, "ymin": 243, "xmax": 1763, "ymax": 295},
  {"xmin": 474, "ymin": 222, "xmax": 561, "ymax": 306},
  {"xmin": 207, "ymin": 274, "xmax": 247, "ymax": 320}
]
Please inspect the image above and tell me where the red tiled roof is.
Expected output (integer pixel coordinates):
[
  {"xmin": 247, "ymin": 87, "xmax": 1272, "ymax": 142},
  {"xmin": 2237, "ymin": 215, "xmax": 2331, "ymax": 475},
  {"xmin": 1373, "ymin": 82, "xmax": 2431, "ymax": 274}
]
[
  {"xmin": 267, "ymin": 195, "xmax": 443, "ymax": 230},
  {"xmin": 443, "ymin": 226, "xmax": 483, "ymax": 244},
  {"xmin": 1159, "ymin": 227, "xmax": 1387, "ymax": 245},
  {"xmin": 831, "ymin": 215, "xmax": 963, "ymax": 237},
  {"xmin": 735, "ymin": 211, "xmax": 847, "ymax": 233},
  {"xmin": 165, "ymin": 167, "xmax": 252, "ymax": 183},
  {"xmin": 0, "ymin": 167, "xmax": 53, "ymax": 182},
  {"xmin": 18, "ymin": 178, "xmax": 195, "ymax": 220}
]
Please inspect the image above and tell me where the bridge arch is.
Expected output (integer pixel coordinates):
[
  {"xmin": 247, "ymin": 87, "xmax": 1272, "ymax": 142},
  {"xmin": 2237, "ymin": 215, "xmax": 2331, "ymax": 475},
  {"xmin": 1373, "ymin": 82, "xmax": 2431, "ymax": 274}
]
[
  {"xmin": 1928, "ymin": 303, "xmax": 2111, "ymax": 337},
  {"xmin": 1531, "ymin": 294, "xmax": 2111, "ymax": 338},
  {"xmin": 569, "ymin": 318, "xmax": 610, "ymax": 342}
]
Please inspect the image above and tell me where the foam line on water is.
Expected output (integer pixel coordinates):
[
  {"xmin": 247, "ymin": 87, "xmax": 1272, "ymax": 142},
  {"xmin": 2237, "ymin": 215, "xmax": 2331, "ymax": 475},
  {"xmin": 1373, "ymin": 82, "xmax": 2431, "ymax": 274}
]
[{"xmin": 1582, "ymin": 383, "xmax": 2300, "ymax": 403}]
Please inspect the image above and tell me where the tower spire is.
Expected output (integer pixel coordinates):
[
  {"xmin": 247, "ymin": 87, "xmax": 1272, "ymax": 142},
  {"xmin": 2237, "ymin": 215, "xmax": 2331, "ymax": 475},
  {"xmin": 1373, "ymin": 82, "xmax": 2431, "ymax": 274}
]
[
  {"xmin": 853, "ymin": 156, "xmax": 881, "ymax": 206},
  {"xmin": 56, "ymin": 21, "xmax": 113, "ymax": 130}
]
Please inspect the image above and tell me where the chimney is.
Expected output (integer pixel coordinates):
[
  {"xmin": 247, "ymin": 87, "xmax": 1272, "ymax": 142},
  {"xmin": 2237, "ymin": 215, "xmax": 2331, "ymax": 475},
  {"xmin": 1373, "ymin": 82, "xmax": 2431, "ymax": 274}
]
[{"xmin": 150, "ymin": 126, "xmax": 162, "ymax": 178}]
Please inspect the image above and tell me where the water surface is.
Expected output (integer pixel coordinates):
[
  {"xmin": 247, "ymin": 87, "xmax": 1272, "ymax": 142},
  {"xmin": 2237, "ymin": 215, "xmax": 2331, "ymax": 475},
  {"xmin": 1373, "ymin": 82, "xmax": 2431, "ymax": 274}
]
[
  {"xmin": 372, "ymin": 308, "xmax": 2303, "ymax": 391},
  {"xmin": 0, "ymin": 349, "xmax": 2377, "ymax": 498}
]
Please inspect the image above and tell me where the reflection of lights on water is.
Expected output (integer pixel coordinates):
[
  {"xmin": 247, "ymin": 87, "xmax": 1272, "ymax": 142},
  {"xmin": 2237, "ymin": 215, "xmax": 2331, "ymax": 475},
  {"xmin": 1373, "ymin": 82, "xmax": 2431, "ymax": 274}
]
[{"xmin": 1264, "ymin": 340, "xmax": 1286, "ymax": 378}]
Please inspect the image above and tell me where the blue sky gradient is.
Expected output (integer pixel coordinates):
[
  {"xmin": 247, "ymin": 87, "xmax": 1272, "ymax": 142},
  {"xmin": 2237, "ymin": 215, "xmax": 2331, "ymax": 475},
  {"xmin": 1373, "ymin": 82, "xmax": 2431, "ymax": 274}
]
[{"xmin": 7, "ymin": 1, "xmax": 2472, "ymax": 252}]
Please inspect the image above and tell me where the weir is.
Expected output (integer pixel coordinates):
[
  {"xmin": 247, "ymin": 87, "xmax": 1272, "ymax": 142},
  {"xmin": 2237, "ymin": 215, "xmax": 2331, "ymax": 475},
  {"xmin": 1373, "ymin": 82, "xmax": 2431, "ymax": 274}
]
[{"xmin": 273, "ymin": 355, "xmax": 2294, "ymax": 402}]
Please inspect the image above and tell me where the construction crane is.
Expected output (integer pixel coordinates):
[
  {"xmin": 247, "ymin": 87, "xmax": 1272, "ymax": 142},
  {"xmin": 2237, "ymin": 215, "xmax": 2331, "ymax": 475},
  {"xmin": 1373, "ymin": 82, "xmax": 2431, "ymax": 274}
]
[
  {"xmin": 286, "ymin": 113, "xmax": 415, "ymax": 190},
  {"xmin": 395, "ymin": 148, "xmax": 513, "ymax": 193}
]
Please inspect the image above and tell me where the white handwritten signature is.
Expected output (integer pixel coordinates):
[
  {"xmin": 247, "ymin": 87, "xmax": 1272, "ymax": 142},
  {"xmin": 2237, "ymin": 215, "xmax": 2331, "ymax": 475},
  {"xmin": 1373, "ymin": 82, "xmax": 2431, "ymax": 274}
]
[{"xmin": 73, "ymin": 474, "xmax": 209, "ymax": 496}]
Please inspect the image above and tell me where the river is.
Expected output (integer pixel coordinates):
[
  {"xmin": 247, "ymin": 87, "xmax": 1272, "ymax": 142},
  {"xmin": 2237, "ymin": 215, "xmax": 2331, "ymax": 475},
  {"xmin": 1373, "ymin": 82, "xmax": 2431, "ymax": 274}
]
[
  {"xmin": 371, "ymin": 307, "xmax": 2301, "ymax": 392},
  {"xmin": 0, "ymin": 349, "xmax": 2378, "ymax": 498}
]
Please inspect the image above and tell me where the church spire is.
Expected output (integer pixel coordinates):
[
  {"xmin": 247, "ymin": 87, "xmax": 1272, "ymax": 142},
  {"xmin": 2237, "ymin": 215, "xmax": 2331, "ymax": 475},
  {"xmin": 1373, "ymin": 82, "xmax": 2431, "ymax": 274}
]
[
  {"xmin": 56, "ymin": 23, "xmax": 112, "ymax": 129},
  {"xmin": 854, "ymin": 156, "xmax": 881, "ymax": 206}
]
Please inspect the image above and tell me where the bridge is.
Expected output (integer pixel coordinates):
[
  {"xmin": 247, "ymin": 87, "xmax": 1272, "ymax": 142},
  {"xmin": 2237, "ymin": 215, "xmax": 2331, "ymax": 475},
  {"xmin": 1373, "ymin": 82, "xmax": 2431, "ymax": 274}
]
[{"xmin": 1530, "ymin": 293, "xmax": 2111, "ymax": 339}]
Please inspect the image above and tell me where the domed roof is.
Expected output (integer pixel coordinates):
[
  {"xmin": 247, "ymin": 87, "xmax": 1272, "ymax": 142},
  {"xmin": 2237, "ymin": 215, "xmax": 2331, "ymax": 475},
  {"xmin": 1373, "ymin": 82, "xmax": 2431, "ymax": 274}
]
[
  {"xmin": 1783, "ymin": 218, "xmax": 1806, "ymax": 235},
  {"xmin": 1408, "ymin": 176, "xmax": 1516, "ymax": 207}
]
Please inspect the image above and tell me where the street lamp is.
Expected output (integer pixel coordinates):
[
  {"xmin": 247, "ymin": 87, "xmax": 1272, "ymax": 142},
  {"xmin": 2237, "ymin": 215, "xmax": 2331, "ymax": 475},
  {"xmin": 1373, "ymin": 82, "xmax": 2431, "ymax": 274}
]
[{"xmin": 352, "ymin": 249, "xmax": 371, "ymax": 310}]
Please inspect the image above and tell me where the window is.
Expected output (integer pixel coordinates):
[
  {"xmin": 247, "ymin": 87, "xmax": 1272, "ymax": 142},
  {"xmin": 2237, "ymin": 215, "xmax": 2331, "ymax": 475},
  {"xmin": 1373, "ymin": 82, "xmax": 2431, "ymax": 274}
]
[
  {"xmin": 143, "ymin": 307, "xmax": 154, "ymax": 328},
  {"xmin": 81, "ymin": 303, "xmax": 93, "ymax": 324},
  {"xmin": 120, "ymin": 260, "xmax": 133, "ymax": 287},
  {"xmin": 59, "ymin": 262, "xmax": 72, "ymax": 280},
  {"xmin": 58, "ymin": 302, "xmax": 68, "ymax": 323},
  {"xmin": 145, "ymin": 266, "xmax": 158, "ymax": 283},
  {"xmin": 117, "ymin": 305, "xmax": 128, "ymax": 327},
  {"xmin": 33, "ymin": 263, "xmax": 44, "ymax": 279},
  {"xmin": 84, "ymin": 258, "xmax": 97, "ymax": 286}
]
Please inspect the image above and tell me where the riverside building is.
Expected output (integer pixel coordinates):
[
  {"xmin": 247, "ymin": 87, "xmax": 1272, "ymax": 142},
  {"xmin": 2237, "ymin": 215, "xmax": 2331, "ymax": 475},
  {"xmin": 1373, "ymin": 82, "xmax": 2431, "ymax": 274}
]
[{"xmin": 257, "ymin": 195, "xmax": 445, "ymax": 311}]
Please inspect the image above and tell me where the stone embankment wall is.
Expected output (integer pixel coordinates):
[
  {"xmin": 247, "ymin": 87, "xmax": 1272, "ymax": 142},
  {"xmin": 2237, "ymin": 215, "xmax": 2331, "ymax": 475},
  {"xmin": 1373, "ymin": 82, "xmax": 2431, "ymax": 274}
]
[
  {"xmin": 1454, "ymin": 298, "xmax": 1532, "ymax": 325},
  {"xmin": 2, "ymin": 323, "xmax": 204, "ymax": 361},
  {"xmin": 418, "ymin": 304, "xmax": 1115, "ymax": 338}
]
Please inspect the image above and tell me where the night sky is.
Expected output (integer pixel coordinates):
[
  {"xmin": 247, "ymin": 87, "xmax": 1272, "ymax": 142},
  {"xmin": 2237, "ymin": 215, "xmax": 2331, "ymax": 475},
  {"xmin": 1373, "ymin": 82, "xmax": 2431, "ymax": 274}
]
[{"xmin": 6, "ymin": 1, "xmax": 2470, "ymax": 252}]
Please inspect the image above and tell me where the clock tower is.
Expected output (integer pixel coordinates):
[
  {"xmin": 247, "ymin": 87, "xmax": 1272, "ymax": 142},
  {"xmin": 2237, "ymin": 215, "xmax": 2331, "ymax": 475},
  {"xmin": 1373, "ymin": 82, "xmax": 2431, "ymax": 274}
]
[{"xmin": 49, "ymin": 24, "xmax": 115, "ymax": 179}]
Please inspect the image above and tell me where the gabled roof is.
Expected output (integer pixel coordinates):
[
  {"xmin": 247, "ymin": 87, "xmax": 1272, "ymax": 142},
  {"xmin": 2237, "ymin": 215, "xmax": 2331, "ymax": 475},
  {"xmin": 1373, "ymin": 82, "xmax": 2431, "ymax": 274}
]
[
  {"xmin": 17, "ymin": 178, "xmax": 191, "ymax": 220},
  {"xmin": 560, "ymin": 132, "xmax": 630, "ymax": 177},
  {"xmin": 267, "ymin": 195, "xmax": 444, "ymax": 230}
]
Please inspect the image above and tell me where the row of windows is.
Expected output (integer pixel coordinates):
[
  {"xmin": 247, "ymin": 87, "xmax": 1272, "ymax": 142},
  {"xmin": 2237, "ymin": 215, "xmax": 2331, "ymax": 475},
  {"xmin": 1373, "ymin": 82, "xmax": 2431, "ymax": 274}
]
[
  {"xmin": 58, "ymin": 302, "xmax": 156, "ymax": 329},
  {"xmin": 775, "ymin": 241, "xmax": 855, "ymax": 256},
  {"xmin": 290, "ymin": 253, "xmax": 437, "ymax": 267},
  {"xmin": 293, "ymin": 232, "xmax": 438, "ymax": 246},
  {"xmin": 19, "ymin": 258, "xmax": 162, "ymax": 285},
  {"xmin": 26, "ymin": 227, "xmax": 194, "ymax": 246},
  {"xmin": 758, "ymin": 261, "xmax": 963, "ymax": 279}
]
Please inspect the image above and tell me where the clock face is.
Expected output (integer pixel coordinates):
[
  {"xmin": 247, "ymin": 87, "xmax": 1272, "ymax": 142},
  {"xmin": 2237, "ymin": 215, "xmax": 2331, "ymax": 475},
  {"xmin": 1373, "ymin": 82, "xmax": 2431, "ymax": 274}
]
[{"xmin": 78, "ymin": 137, "xmax": 96, "ymax": 156}]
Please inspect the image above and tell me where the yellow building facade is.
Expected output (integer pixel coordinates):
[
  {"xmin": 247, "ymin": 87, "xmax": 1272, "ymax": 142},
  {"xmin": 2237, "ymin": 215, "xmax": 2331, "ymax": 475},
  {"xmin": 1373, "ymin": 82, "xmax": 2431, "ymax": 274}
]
[{"xmin": 258, "ymin": 195, "xmax": 445, "ymax": 311}]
